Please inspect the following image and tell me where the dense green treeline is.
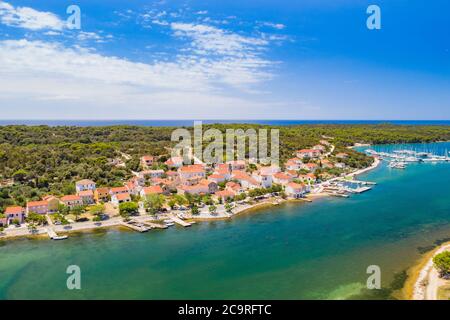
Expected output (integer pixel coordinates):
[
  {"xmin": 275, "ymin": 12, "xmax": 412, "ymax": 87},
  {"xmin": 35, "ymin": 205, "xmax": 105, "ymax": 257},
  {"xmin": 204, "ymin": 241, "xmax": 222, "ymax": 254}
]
[{"xmin": 1, "ymin": 123, "xmax": 449, "ymax": 210}]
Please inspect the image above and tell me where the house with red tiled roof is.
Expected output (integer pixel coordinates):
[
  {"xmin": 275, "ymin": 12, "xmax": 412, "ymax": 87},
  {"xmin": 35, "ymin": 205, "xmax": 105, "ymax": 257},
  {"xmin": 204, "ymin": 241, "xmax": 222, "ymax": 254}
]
[
  {"xmin": 296, "ymin": 149, "xmax": 321, "ymax": 159},
  {"xmin": 252, "ymin": 172, "xmax": 273, "ymax": 189},
  {"xmin": 26, "ymin": 200, "xmax": 49, "ymax": 215},
  {"xmin": 208, "ymin": 173, "xmax": 226, "ymax": 184},
  {"xmin": 214, "ymin": 163, "xmax": 231, "ymax": 180},
  {"xmin": 60, "ymin": 195, "xmax": 83, "ymax": 209},
  {"xmin": 141, "ymin": 155, "xmax": 155, "ymax": 169},
  {"xmin": 231, "ymin": 171, "xmax": 259, "ymax": 189},
  {"xmin": 285, "ymin": 158, "xmax": 302, "ymax": 171},
  {"xmin": 176, "ymin": 184, "xmax": 209, "ymax": 196},
  {"xmin": 3, "ymin": 206, "xmax": 26, "ymax": 225},
  {"xmin": 109, "ymin": 186, "xmax": 129, "ymax": 196},
  {"xmin": 111, "ymin": 193, "xmax": 131, "ymax": 205},
  {"xmin": 226, "ymin": 181, "xmax": 245, "ymax": 194},
  {"xmin": 300, "ymin": 163, "xmax": 319, "ymax": 172},
  {"xmin": 285, "ymin": 182, "xmax": 308, "ymax": 199},
  {"xmin": 165, "ymin": 156, "xmax": 184, "ymax": 169},
  {"xmin": 77, "ymin": 190, "xmax": 95, "ymax": 205},
  {"xmin": 94, "ymin": 187, "xmax": 110, "ymax": 203},
  {"xmin": 199, "ymin": 179, "xmax": 218, "ymax": 194},
  {"xmin": 42, "ymin": 195, "xmax": 60, "ymax": 213},
  {"xmin": 140, "ymin": 186, "xmax": 164, "ymax": 198},
  {"xmin": 272, "ymin": 172, "xmax": 293, "ymax": 185},
  {"xmin": 178, "ymin": 165, "xmax": 206, "ymax": 181}
]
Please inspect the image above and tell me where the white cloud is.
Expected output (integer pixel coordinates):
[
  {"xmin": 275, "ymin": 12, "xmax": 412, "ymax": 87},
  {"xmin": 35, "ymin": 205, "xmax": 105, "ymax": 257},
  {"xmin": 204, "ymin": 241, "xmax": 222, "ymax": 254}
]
[
  {"xmin": 76, "ymin": 31, "xmax": 113, "ymax": 43},
  {"xmin": 0, "ymin": 1, "xmax": 64, "ymax": 30},
  {"xmin": 261, "ymin": 22, "xmax": 285, "ymax": 30},
  {"xmin": 0, "ymin": 38, "xmax": 284, "ymax": 119}
]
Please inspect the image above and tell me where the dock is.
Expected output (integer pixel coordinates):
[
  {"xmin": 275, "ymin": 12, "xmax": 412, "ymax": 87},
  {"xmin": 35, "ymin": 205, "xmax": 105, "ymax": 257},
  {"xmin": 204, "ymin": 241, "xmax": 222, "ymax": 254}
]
[
  {"xmin": 46, "ymin": 228, "xmax": 68, "ymax": 240},
  {"xmin": 141, "ymin": 221, "xmax": 168, "ymax": 229},
  {"xmin": 167, "ymin": 214, "xmax": 193, "ymax": 227},
  {"xmin": 120, "ymin": 221, "xmax": 151, "ymax": 232}
]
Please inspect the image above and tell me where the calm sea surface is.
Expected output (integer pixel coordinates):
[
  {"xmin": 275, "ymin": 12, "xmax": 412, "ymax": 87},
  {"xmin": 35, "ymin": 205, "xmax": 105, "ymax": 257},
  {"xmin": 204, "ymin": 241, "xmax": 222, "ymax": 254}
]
[{"xmin": 1, "ymin": 142, "xmax": 450, "ymax": 299}]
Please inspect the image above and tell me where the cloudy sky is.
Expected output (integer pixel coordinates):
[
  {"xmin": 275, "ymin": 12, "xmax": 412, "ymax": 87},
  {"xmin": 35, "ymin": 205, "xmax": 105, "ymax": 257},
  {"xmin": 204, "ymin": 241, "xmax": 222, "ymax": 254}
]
[{"xmin": 0, "ymin": 0, "xmax": 449, "ymax": 120}]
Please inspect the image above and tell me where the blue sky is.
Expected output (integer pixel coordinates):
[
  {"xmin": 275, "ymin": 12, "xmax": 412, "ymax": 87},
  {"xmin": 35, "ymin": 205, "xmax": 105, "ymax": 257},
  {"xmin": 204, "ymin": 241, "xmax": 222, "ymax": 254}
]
[{"xmin": 0, "ymin": 0, "xmax": 449, "ymax": 120}]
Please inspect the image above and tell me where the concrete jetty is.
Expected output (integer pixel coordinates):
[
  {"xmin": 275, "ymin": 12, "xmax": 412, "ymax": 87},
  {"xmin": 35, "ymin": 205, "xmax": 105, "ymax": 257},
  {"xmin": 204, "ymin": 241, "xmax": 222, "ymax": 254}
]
[
  {"xmin": 141, "ymin": 221, "xmax": 168, "ymax": 229},
  {"xmin": 120, "ymin": 221, "xmax": 151, "ymax": 232},
  {"xmin": 167, "ymin": 214, "xmax": 192, "ymax": 227},
  {"xmin": 46, "ymin": 228, "xmax": 68, "ymax": 240}
]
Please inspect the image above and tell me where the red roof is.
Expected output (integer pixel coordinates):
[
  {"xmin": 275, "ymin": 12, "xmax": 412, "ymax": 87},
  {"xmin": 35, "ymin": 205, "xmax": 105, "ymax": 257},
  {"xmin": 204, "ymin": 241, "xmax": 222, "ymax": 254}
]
[
  {"xmin": 61, "ymin": 195, "xmax": 82, "ymax": 202},
  {"xmin": 114, "ymin": 193, "xmax": 131, "ymax": 200},
  {"xmin": 142, "ymin": 186, "xmax": 163, "ymax": 195},
  {"xmin": 215, "ymin": 190, "xmax": 235, "ymax": 198},
  {"xmin": 78, "ymin": 190, "xmax": 94, "ymax": 197},
  {"xmin": 27, "ymin": 200, "xmax": 48, "ymax": 207},
  {"xmin": 287, "ymin": 182, "xmax": 305, "ymax": 190},
  {"xmin": 76, "ymin": 179, "xmax": 95, "ymax": 185},
  {"xmin": 179, "ymin": 165, "xmax": 205, "ymax": 173},
  {"xmin": 95, "ymin": 187, "xmax": 110, "ymax": 194},
  {"xmin": 274, "ymin": 172, "xmax": 291, "ymax": 180},
  {"xmin": 5, "ymin": 206, "xmax": 25, "ymax": 214},
  {"xmin": 110, "ymin": 186, "xmax": 128, "ymax": 193}
]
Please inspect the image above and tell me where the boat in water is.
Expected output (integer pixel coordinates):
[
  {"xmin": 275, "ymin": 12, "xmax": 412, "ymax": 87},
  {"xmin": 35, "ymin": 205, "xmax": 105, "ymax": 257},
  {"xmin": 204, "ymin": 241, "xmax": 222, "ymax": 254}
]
[{"xmin": 388, "ymin": 161, "xmax": 407, "ymax": 169}]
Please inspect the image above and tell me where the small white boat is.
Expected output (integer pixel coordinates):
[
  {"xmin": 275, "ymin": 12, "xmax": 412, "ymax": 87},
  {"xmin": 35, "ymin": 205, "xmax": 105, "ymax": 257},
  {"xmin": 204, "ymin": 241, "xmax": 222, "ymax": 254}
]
[{"xmin": 52, "ymin": 235, "xmax": 68, "ymax": 240}]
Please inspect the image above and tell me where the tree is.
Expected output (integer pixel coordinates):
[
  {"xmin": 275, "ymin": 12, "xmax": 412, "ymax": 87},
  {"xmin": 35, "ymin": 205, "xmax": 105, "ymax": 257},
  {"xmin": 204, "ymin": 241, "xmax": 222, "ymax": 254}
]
[
  {"xmin": 168, "ymin": 198, "xmax": 177, "ymax": 209},
  {"xmin": 174, "ymin": 194, "xmax": 187, "ymax": 207},
  {"xmin": 11, "ymin": 218, "xmax": 20, "ymax": 226},
  {"xmin": 26, "ymin": 212, "xmax": 46, "ymax": 225},
  {"xmin": 191, "ymin": 205, "xmax": 199, "ymax": 215},
  {"xmin": 57, "ymin": 203, "xmax": 70, "ymax": 216},
  {"xmin": 90, "ymin": 203, "xmax": 105, "ymax": 217},
  {"xmin": 145, "ymin": 194, "xmax": 165, "ymax": 214},
  {"xmin": 71, "ymin": 206, "xmax": 84, "ymax": 221},
  {"xmin": 224, "ymin": 203, "xmax": 233, "ymax": 213},
  {"xmin": 209, "ymin": 205, "xmax": 217, "ymax": 214},
  {"xmin": 433, "ymin": 251, "xmax": 450, "ymax": 277},
  {"xmin": 12, "ymin": 169, "xmax": 29, "ymax": 182},
  {"xmin": 119, "ymin": 202, "xmax": 139, "ymax": 218}
]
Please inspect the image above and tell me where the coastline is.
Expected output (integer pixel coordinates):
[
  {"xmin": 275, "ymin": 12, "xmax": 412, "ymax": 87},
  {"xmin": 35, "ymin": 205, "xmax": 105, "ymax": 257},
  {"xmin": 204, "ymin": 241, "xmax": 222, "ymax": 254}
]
[
  {"xmin": 1, "ymin": 157, "xmax": 381, "ymax": 242},
  {"xmin": 405, "ymin": 241, "xmax": 450, "ymax": 300}
]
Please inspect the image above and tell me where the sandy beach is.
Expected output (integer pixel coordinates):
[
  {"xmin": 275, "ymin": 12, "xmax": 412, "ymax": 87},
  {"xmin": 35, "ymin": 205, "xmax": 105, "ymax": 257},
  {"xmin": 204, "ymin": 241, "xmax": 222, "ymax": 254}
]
[{"xmin": 410, "ymin": 242, "xmax": 450, "ymax": 300}]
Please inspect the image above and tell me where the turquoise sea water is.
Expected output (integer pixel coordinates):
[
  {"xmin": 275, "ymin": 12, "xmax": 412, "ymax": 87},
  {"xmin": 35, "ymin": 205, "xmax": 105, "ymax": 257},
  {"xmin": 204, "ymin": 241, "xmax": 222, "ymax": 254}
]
[{"xmin": 1, "ymin": 142, "xmax": 450, "ymax": 300}]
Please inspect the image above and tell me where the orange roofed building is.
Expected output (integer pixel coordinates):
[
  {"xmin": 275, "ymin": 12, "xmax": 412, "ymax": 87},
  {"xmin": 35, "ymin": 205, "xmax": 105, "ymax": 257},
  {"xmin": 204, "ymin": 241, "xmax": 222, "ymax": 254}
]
[{"xmin": 26, "ymin": 200, "xmax": 49, "ymax": 215}]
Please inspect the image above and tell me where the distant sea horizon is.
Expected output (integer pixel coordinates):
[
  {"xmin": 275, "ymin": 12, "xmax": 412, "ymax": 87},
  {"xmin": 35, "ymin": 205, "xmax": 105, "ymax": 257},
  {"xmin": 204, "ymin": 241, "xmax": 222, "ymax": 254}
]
[{"xmin": 1, "ymin": 119, "xmax": 450, "ymax": 127}]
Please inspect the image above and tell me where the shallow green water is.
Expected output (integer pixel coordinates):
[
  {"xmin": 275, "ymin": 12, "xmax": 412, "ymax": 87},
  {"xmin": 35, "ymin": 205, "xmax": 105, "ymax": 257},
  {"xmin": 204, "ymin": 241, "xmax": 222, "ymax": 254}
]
[{"xmin": 1, "ymin": 143, "xmax": 450, "ymax": 300}]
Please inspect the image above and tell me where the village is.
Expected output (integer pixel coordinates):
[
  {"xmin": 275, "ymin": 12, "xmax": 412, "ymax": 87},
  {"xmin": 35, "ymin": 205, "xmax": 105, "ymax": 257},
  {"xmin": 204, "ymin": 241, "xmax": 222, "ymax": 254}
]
[{"xmin": 0, "ymin": 139, "xmax": 375, "ymax": 239}]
